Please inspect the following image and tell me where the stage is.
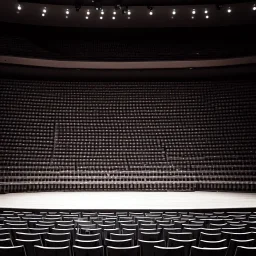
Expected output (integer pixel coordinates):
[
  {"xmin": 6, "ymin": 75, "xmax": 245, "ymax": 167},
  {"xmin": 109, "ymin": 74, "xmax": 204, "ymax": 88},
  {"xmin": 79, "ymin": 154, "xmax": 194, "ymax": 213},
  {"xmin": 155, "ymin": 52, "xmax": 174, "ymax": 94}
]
[{"xmin": 0, "ymin": 191, "xmax": 256, "ymax": 211}]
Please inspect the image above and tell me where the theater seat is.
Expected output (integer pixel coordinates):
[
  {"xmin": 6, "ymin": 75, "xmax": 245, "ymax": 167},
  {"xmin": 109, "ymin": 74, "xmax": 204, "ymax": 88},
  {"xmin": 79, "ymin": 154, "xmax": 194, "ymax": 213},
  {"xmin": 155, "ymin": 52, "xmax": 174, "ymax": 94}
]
[
  {"xmin": 34, "ymin": 245, "xmax": 71, "ymax": 256},
  {"xmin": 154, "ymin": 245, "xmax": 185, "ymax": 256},
  {"xmin": 234, "ymin": 246, "xmax": 256, "ymax": 256},
  {"xmin": 107, "ymin": 245, "xmax": 140, "ymax": 256},
  {"xmin": 0, "ymin": 245, "xmax": 26, "ymax": 256},
  {"xmin": 0, "ymin": 238, "xmax": 13, "ymax": 246},
  {"xmin": 190, "ymin": 246, "xmax": 227, "ymax": 256},
  {"xmin": 73, "ymin": 245, "xmax": 104, "ymax": 256},
  {"xmin": 138, "ymin": 240, "xmax": 165, "ymax": 256}
]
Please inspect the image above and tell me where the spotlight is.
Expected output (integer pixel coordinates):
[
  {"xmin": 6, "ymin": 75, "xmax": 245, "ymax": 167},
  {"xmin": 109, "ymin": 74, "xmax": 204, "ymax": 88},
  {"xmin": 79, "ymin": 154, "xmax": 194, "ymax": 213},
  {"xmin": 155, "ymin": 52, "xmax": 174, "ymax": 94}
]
[
  {"xmin": 192, "ymin": 9, "xmax": 196, "ymax": 15},
  {"xmin": 42, "ymin": 13, "xmax": 45, "ymax": 17},
  {"xmin": 66, "ymin": 9, "xmax": 69, "ymax": 15},
  {"xmin": 87, "ymin": 10, "xmax": 90, "ymax": 15},
  {"xmin": 172, "ymin": 9, "xmax": 176, "ymax": 15},
  {"xmin": 206, "ymin": 15, "xmax": 209, "ymax": 19},
  {"xmin": 253, "ymin": 5, "xmax": 256, "ymax": 11},
  {"xmin": 17, "ymin": 4, "xmax": 22, "ymax": 10},
  {"xmin": 227, "ymin": 7, "xmax": 232, "ymax": 13},
  {"xmin": 112, "ymin": 16, "xmax": 115, "ymax": 19},
  {"xmin": 85, "ymin": 16, "xmax": 89, "ymax": 19},
  {"xmin": 100, "ymin": 16, "xmax": 103, "ymax": 19},
  {"xmin": 113, "ymin": 11, "xmax": 116, "ymax": 15},
  {"xmin": 101, "ymin": 10, "xmax": 104, "ymax": 15},
  {"xmin": 204, "ymin": 9, "xmax": 208, "ymax": 14},
  {"xmin": 127, "ymin": 10, "xmax": 131, "ymax": 15},
  {"xmin": 43, "ymin": 7, "xmax": 47, "ymax": 13}
]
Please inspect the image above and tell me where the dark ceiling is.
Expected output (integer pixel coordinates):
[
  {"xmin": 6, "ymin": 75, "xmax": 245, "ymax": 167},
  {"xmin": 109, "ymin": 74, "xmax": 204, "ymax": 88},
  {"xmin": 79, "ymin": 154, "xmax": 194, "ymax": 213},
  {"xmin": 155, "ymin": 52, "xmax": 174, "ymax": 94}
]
[
  {"xmin": 1, "ymin": 0, "xmax": 256, "ymax": 27},
  {"xmin": 18, "ymin": 0, "xmax": 255, "ymax": 6}
]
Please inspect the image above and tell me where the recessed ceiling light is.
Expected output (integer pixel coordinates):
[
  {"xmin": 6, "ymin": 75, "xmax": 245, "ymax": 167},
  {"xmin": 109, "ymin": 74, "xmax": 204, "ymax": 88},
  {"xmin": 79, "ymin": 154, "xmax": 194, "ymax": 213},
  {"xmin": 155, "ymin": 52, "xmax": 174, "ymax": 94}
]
[
  {"xmin": 43, "ymin": 8, "xmax": 47, "ymax": 13},
  {"xmin": 253, "ymin": 5, "xmax": 256, "ymax": 11},
  {"xmin": 227, "ymin": 7, "xmax": 232, "ymax": 13},
  {"xmin": 100, "ymin": 16, "xmax": 103, "ymax": 19},
  {"xmin": 191, "ymin": 16, "xmax": 195, "ymax": 19},
  {"xmin": 85, "ymin": 16, "xmax": 89, "ymax": 19},
  {"xmin": 205, "ymin": 9, "xmax": 208, "ymax": 14},
  {"xmin": 206, "ymin": 15, "xmax": 209, "ymax": 19},
  {"xmin": 113, "ymin": 11, "xmax": 116, "ymax": 15},
  {"xmin": 42, "ymin": 13, "xmax": 45, "ymax": 17},
  {"xmin": 127, "ymin": 10, "xmax": 131, "ymax": 15},
  {"xmin": 192, "ymin": 9, "xmax": 196, "ymax": 15},
  {"xmin": 172, "ymin": 9, "xmax": 176, "ymax": 15},
  {"xmin": 112, "ymin": 16, "xmax": 115, "ymax": 19},
  {"xmin": 101, "ymin": 10, "xmax": 104, "ymax": 15},
  {"xmin": 66, "ymin": 9, "xmax": 69, "ymax": 15},
  {"xmin": 87, "ymin": 10, "xmax": 90, "ymax": 15},
  {"xmin": 17, "ymin": 4, "xmax": 22, "ymax": 11}
]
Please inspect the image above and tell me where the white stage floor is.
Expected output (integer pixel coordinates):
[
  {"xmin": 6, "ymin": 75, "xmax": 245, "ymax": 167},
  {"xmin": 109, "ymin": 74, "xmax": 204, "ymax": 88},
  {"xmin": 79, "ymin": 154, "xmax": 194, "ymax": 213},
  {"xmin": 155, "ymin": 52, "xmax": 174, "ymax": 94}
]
[{"xmin": 0, "ymin": 192, "xmax": 256, "ymax": 210}]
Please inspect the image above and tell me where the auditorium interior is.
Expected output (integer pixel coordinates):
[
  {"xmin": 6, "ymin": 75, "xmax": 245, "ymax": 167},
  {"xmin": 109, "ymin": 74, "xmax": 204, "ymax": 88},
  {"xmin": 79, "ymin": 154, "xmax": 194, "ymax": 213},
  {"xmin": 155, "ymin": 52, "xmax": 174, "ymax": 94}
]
[{"xmin": 0, "ymin": 0, "xmax": 256, "ymax": 256}]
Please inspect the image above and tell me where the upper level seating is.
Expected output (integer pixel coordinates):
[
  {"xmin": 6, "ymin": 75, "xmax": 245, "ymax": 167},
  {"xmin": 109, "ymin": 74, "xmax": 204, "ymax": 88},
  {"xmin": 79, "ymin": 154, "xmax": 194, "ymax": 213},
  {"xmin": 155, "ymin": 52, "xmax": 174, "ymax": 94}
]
[
  {"xmin": 0, "ymin": 210, "xmax": 256, "ymax": 256},
  {"xmin": 0, "ymin": 79, "xmax": 255, "ymax": 193},
  {"xmin": 0, "ymin": 24, "xmax": 256, "ymax": 61}
]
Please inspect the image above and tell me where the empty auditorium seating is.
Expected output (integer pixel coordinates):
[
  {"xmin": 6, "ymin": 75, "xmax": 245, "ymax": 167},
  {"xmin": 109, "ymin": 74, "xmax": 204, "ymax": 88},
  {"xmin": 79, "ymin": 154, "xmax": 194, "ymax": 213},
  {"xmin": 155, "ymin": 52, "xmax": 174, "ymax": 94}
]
[{"xmin": 0, "ymin": 79, "xmax": 256, "ymax": 193}]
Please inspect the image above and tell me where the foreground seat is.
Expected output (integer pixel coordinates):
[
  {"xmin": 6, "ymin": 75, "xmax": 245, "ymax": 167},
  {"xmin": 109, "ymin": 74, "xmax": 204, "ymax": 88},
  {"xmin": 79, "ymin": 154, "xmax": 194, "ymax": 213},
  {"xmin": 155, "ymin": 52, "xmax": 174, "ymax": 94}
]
[
  {"xmin": 226, "ymin": 239, "xmax": 255, "ymax": 256},
  {"xmin": 154, "ymin": 245, "xmax": 185, "ymax": 256},
  {"xmin": 0, "ymin": 238, "xmax": 13, "ymax": 246},
  {"xmin": 16, "ymin": 238, "xmax": 42, "ymax": 256},
  {"xmin": 107, "ymin": 245, "xmax": 140, "ymax": 256},
  {"xmin": 75, "ymin": 239, "xmax": 100, "ymax": 247},
  {"xmin": 198, "ymin": 239, "xmax": 227, "ymax": 248},
  {"xmin": 167, "ymin": 239, "xmax": 196, "ymax": 256},
  {"xmin": 34, "ymin": 245, "xmax": 71, "ymax": 256},
  {"xmin": 190, "ymin": 246, "xmax": 227, "ymax": 256},
  {"xmin": 73, "ymin": 245, "xmax": 104, "ymax": 256},
  {"xmin": 138, "ymin": 240, "xmax": 165, "ymax": 256},
  {"xmin": 234, "ymin": 246, "xmax": 256, "ymax": 256},
  {"xmin": 0, "ymin": 245, "xmax": 26, "ymax": 256},
  {"xmin": 105, "ymin": 239, "xmax": 133, "ymax": 247}
]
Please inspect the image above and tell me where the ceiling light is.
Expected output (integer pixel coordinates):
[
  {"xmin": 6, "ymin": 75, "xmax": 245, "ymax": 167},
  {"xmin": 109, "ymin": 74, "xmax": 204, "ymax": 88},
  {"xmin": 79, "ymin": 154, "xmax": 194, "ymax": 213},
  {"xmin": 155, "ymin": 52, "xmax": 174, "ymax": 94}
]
[
  {"xmin": 149, "ymin": 11, "xmax": 153, "ymax": 15},
  {"xmin": 112, "ymin": 16, "xmax": 115, "ymax": 19},
  {"xmin": 172, "ymin": 9, "xmax": 176, "ymax": 15},
  {"xmin": 113, "ymin": 11, "xmax": 116, "ymax": 15},
  {"xmin": 253, "ymin": 5, "xmax": 256, "ymax": 11},
  {"xmin": 87, "ymin": 10, "xmax": 90, "ymax": 15},
  {"xmin": 66, "ymin": 9, "xmax": 69, "ymax": 15},
  {"xmin": 85, "ymin": 16, "xmax": 89, "ymax": 19},
  {"xmin": 206, "ymin": 15, "xmax": 209, "ymax": 19},
  {"xmin": 205, "ymin": 9, "xmax": 208, "ymax": 14},
  {"xmin": 17, "ymin": 4, "xmax": 22, "ymax": 11},
  {"xmin": 43, "ymin": 7, "xmax": 47, "ymax": 13},
  {"xmin": 100, "ymin": 16, "xmax": 103, "ymax": 19},
  {"xmin": 191, "ymin": 16, "xmax": 194, "ymax": 19},
  {"xmin": 192, "ymin": 9, "xmax": 196, "ymax": 15},
  {"xmin": 127, "ymin": 10, "xmax": 131, "ymax": 15},
  {"xmin": 227, "ymin": 7, "xmax": 231, "ymax": 13},
  {"xmin": 101, "ymin": 10, "xmax": 104, "ymax": 15},
  {"xmin": 148, "ymin": 6, "xmax": 153, "ymax": 15},
  {"xmin": 42, "ymin": 13, "xmax": 45, "ymax": 17},
  {"xmin": 128, "ymin": 16, "xmax": 131, "ymax": 19}
]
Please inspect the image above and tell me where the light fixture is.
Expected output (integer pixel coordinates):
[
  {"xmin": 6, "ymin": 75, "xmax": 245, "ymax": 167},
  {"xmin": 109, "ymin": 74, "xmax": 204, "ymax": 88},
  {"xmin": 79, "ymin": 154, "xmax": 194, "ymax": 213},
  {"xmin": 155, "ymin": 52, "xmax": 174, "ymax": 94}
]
[
  {"xmin": 191, "ymin": 16, "xmax": 195, "ymax": 19},
  {"xmin": 42, "ymin": 13, "xmax": 45, "ymax": 17},
  {"xmin": 206, "ymin": 15, "xmax": 209, "ymax": 19},
  {"xmin": 113, "ymin": 11, "xmax": 116, "ymax": 15},
  {"xmin": 85, "ymin": 16, "xmax": 89, "ymax": 19},
  {"xmin": 66, "ymin": 15, "xmax": 68, "ymax": 18},
  {"xmin": 127, "ymin": 10, "xmax": 131, "ymax": 15},
  {"xmin": 128, "ymin": 16, "xmax": 131, "ymax": 19},
  {"xmin": 205, "ymin": 9, "xmax": 208, "ymax": 14},
  {"xmin": 192, "ymin": 9, "xmax": 196, "ymax": 15},
  {"xmin": 66, "ymin": 9, "xmax": 69, "ymax": 15},
  {"xmin": 172, "ymin": 9, "xmax": 176, "ymax": 15},
  {"xmin": 112, "ymin": 16, "xmax": 115, "ymax": 19},
  {"xmin": 148, "ymin": 6, "xmax": 153, "ymax": 15},
  {"xmin": 101, "ymin": 10, "xmax": 104, "ymax": 15},
  {"xmin": 100, "ymin": 16, "xmax": 103, "ymax": 19},
  {"xmin": 87, "ymin": 10, "xmax": 90, "ymax": 15},
  {"xmin": 227, "ymin": 7, "xmax": 232, "ymax": 13},
  {"xmin": 43, "ymin": 7, "xmax": 47, "ymax": 13},
  {"xmin": 17, "ymin": 4, "xmax": 22, "ymax": 11},
  {"xmin": 253, "ymin": 5, "xmax": 256, "ymax": 11}
]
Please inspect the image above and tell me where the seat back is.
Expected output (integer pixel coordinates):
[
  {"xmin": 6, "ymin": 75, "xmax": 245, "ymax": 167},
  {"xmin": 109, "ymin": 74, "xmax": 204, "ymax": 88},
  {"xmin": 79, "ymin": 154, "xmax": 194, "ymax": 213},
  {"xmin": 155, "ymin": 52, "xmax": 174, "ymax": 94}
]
[
  {"xmin": 190, "ymin": 246, "xmax": 227, "ymax": 256},
  {"xmin": 110, "ymin": 233, "xmax": 134, "ymax": 241},
  {"xmin": 198, "ymin": 239, "xmax": 227, "ymax": 248},
  {"xmin": 45, "ymin": 239, "xmax": 70, "ymax": 247},
  {"xmin": 73, "ymin": 245, "xmax": 104, "ymax": 256},
  {"xmin": 105, "ymin": 239, "xmax": 133, "ymax": 247},
  {"xmin": 75, "ymin": 239, "xmax": 100, "ymax": 247},
  {"xmin": 16, "ymin": 239, "xmax": 42, "ymax": 256},
  {"xmin": 140, "ymin": 232, "xmax": 161, "ymax": 241},
  {"xmin": 0, "ymin": 245, "xmax": 26, "ymax": 256},
  {"xmin": 199, "ymin": 232, "xmax": 222, "ymax": 241},
  {"xmin": 154, "ymin": 245, "xmax": 185, "ymax": 256},
  {"xmin": 34, "ymin": 245, "xmax": 71, "ymax": 256},
  {"xmin": 138, "ymin": 239, "xmax": 165, "ymax": 256},
  {"xmin": 167, "ymin": 238, "xmax": 196, "ymax": 256},
  {"xmin": 107, "ymin": 245, "xmax": 140, "ymax": 256},
  {"xmin": 234, "ymin": 246, "xmax": 256, "ymax": 256},
  {"xmin": 168, "ymin": 233, "xmax": 193, "ymax": 241},
  {"xmin": 0, "ymin": 238, "xmax": 13, "ymax": 246},
  {"xmin": 226, "ymin": 239, "xmax": 255, "ymax": 256}
]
